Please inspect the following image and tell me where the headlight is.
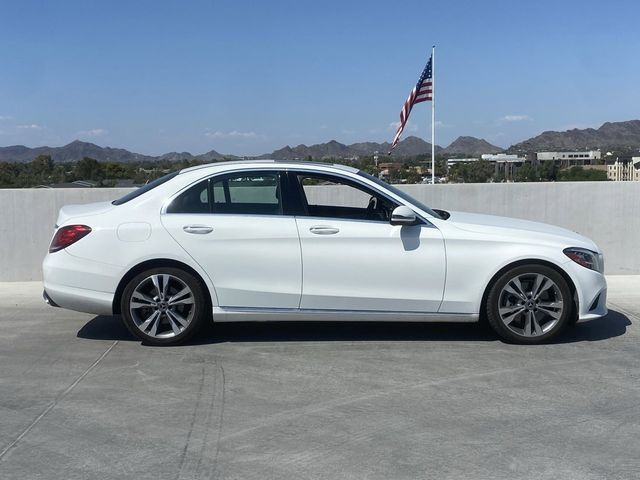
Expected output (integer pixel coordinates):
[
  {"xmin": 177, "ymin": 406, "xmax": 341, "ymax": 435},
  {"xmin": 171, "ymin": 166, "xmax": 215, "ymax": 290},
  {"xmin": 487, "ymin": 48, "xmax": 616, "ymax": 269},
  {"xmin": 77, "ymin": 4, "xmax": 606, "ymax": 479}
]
[{"xmin": 563, "ymin": 247, "xmax": 604, "ymax": 273}]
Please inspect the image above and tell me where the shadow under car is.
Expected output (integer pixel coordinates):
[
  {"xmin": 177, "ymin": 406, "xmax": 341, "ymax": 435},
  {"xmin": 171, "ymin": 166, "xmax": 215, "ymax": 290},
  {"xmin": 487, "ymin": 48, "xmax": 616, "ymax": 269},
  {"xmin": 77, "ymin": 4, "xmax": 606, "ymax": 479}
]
[{"xmin": 76, "ymin": 309, "xmax": 631, "ymax": 346}]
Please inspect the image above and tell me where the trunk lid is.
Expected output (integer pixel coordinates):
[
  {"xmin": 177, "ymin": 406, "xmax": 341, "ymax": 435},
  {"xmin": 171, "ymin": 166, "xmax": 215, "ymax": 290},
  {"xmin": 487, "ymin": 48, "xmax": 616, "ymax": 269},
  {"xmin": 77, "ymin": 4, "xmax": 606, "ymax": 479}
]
[{"xmin": 56, "ymin": 201, "xmax": 114, "ymax": 226}]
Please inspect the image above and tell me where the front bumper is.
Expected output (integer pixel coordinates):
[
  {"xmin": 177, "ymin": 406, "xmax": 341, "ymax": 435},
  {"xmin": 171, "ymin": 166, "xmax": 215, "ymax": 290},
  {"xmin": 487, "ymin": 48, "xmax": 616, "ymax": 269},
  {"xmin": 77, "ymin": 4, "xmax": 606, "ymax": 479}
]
[
  {"xmin": 563, "ymin": 260, "xmax": 608, "ymax": 322},
  {"xmin": 576, "ymin": 284, "xmax": 607, "ymax": 322}
]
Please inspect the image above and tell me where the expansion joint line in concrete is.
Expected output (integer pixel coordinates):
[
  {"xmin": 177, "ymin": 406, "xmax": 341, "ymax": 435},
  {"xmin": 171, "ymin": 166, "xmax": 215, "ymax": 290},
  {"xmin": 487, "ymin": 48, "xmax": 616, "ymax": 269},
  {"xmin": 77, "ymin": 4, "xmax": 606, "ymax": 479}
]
[{"xmin": 0, "ymin": 340, "xmax": 119, "ymax": 461}]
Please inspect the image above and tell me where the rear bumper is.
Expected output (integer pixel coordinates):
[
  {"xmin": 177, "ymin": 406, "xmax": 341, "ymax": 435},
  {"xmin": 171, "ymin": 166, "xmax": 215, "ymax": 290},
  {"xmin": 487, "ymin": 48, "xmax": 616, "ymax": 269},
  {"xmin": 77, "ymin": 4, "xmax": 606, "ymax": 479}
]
[
  {"xmin": 43, "ymin": 290, "xmax": 60, "ymax": 307},
  {"xmin": 43, "ymin": 250, "xmax": 118, "ymax": 316},
  {"xmin": 43, "ymin": 283, "xmax": 114, "ymax": 316}
]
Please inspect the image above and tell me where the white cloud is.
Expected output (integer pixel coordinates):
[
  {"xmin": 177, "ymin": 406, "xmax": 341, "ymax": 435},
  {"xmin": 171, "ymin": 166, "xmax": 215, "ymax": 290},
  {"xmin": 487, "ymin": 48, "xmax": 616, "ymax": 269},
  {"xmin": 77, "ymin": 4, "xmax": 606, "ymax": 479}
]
[
  {"xmin": 501, "ymin": 115, "xmax": 531, "ymax": 122},
  {"xmin": 0, "ymin": 115, "xmax": 13, "ymax": 121},
  {"xmin": 17, "ymin": 124, "xmax": 43, "ymax": 130},
  {"xmin": 205, "ymin": 130, "xmax": 265, "ymax": 140},
  {"xmin": 76, "ymin": 128, "xmax": 108, "ymax": 138}
]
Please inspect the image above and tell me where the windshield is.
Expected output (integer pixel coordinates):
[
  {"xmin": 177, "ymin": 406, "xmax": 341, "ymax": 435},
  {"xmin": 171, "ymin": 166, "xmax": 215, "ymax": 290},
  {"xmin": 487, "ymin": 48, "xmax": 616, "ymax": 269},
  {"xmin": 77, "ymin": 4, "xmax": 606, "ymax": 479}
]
[
  {"xmin": 357, "ymin": 171, "xmax": 442, "ymax": 219},
  {"xmin": 112, "ymin": 171, "xmax": 180, "ymax": 205}
]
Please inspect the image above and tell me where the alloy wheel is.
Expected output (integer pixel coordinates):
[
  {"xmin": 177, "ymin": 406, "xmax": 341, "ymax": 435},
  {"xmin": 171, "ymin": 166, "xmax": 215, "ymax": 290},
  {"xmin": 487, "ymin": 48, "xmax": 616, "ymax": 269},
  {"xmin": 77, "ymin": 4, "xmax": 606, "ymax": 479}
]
[
  {"xmin": 497, "ymin": 273, "xmax": 564, "ymax": 338},
  {"xmin": 129, "ymin": 274, "xmax": 196, "ymax": 339}
]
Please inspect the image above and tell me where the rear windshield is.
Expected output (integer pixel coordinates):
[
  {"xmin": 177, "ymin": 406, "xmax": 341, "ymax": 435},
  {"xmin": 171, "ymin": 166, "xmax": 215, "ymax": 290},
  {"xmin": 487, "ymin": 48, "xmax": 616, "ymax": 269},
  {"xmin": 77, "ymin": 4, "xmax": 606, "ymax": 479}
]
[{"xmin": 112, "ymin": 171, "xmax": 180, "ymax": 205}]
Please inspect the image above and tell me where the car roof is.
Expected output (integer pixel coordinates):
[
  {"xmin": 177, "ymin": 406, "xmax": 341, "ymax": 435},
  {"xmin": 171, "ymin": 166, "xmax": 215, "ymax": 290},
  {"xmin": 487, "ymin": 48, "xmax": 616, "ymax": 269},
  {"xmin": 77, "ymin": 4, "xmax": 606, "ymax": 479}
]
[{"xmin": 180, "ymin": 159, "xmax": 360, "ymax": 175}]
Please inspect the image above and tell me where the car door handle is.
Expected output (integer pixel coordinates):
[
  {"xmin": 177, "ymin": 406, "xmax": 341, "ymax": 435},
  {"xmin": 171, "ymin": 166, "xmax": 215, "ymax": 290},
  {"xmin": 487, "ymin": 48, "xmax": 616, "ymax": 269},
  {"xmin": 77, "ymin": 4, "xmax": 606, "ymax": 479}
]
[
  {"xmin": 183, "ymin": 225, "xmax": 213, "ymax": 234},
  {"xmin": 309, "ymin": 226, "xmax": 340, "ymax": 235}
]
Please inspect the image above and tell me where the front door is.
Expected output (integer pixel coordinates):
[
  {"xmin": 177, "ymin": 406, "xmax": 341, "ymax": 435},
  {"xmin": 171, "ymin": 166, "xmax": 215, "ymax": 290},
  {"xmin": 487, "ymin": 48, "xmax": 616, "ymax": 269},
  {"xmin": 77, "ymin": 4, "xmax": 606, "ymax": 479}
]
[
  {"xmin": 160, "ymin": 170, "xmax": 301, "ymax": 309},
  {"xmin": 291, "ymin": 171, "xmax": 446, "ymax": 312}
]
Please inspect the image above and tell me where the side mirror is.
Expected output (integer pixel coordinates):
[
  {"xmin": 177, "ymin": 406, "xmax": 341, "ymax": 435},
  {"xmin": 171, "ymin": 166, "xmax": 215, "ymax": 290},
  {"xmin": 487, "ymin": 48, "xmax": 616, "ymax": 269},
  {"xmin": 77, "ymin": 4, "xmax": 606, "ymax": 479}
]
[{"xmin": 390, "ymin": 206, "xmax": 418, "ymax": 226}]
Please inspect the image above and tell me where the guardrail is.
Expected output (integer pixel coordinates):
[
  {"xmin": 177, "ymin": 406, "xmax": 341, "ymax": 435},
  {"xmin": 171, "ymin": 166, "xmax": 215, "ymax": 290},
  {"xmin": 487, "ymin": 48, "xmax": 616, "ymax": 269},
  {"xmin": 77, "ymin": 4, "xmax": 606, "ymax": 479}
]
[{"xmin": 1, "ymin": 181, "xmax": 638, "ymax": 281}]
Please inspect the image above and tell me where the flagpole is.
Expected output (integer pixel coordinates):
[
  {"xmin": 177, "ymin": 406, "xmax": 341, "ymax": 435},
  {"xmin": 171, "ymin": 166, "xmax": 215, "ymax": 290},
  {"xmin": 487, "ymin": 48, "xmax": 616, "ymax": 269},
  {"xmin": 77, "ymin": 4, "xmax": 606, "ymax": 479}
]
[{"xmin": 431, "ymin": 45, "xmax": 435, "ymax": 185}]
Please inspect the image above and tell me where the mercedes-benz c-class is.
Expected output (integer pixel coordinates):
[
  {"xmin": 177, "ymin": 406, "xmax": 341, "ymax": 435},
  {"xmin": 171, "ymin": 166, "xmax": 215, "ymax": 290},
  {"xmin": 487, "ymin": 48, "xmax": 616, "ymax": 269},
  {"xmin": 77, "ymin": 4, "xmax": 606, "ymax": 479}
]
[{"xmin": 43, "ymin": 161, "xmax": 607, "ymax": 345}]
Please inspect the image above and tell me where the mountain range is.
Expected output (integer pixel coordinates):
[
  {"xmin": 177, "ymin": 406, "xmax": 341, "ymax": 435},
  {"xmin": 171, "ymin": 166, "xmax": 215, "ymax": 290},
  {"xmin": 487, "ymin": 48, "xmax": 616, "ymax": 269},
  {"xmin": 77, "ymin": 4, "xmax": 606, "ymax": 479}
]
[
  {"xmin": 509, "ymin": 120, "xmax": 640, "ymax": 152},
  {"xmin": 260, "ymin": 136, "xmax": 446, "ymax": 160},
  {"xmin": 0, "ymin": 140, "xmax": 228, "ymax": 164},
  {"xmin": 1, "ymin": 120, "xmax": 638, "ymax": 164}
]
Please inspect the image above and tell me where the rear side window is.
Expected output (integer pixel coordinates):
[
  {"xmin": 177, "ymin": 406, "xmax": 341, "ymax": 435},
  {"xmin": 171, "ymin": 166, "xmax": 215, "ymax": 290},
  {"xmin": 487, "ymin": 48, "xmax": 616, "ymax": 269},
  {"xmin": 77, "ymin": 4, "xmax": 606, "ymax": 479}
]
[
  {"xmin": 212, "ymin": 173, "xmax": 282, "ymax": 215},
  {"xmin": 165, "ymin": 171, "xmax": 283, "ymax": 216},
  {"xmin": 166, "ymin": 180, "xmax": 210, "ymax": 214},
  {"xmin": 112, "ymin": 171, "xmax": 179, "ymax": 205}
]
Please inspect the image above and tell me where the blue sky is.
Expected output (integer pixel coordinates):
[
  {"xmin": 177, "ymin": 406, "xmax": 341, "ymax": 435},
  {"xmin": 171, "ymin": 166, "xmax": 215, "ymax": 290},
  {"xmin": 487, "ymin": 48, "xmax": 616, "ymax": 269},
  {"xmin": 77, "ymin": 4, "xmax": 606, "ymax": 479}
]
[{"xmin": 1, "ymin": 0, "xmax": 639, "ymax": 156}]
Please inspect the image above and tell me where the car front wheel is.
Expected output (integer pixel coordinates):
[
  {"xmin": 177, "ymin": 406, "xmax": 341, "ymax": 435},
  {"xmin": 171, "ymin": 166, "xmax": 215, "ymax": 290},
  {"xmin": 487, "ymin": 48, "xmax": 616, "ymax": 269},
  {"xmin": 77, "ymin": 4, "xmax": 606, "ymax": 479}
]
[
  {"xmin": 121, "ymin": 267, "xmax": 208, "ymax": 346},
  {"xmin": 486, "ymin": 264, "xmax": 572, "ymax": 344}
]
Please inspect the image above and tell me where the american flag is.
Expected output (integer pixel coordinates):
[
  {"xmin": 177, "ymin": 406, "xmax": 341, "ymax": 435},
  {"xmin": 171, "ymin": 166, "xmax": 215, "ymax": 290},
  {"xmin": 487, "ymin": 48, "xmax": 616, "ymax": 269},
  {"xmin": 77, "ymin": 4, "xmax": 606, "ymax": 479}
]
[{"xmin": 389, "ymin": 55, "xmax": 433, "ymax": 154}]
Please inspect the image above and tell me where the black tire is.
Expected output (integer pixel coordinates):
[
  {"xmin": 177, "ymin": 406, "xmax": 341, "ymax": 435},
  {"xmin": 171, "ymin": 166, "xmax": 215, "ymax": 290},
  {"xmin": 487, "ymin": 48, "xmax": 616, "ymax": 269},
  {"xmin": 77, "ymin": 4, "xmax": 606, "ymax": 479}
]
[
  {"xmin": 486, "ymin": 264, "xmax": 572, "ymax": 344},
  {"xmin": 120, "ymin": 267, "xmax": 208, "ymax": 346}
]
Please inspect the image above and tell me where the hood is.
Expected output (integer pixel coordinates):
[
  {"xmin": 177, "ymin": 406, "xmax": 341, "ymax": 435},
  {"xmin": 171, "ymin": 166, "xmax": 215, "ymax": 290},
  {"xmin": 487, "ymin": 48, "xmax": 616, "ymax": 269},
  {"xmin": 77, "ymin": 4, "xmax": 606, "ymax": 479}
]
[
  {"xmin": 445, "ymin": 211, "xmax": 600, "ymax": 252},
  {"xmin": 56, "ymin": 201, "xmax": 114, "ymax": 226}
]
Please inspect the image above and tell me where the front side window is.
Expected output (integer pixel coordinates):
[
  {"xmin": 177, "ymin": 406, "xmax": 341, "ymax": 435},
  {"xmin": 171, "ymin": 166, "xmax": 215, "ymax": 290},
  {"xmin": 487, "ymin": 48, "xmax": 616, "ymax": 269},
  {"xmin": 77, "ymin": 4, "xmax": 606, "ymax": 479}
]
[
  {"xmin": 296, "ymin": 173, "xmax": 396, "ymax": 222},
  {"xmin": 358, "ymin": 171, "xmax": 442, "ymax": 219},
  {"xmin": 212, "ymin": 172, "xmax": 282, "ymax": 215}
]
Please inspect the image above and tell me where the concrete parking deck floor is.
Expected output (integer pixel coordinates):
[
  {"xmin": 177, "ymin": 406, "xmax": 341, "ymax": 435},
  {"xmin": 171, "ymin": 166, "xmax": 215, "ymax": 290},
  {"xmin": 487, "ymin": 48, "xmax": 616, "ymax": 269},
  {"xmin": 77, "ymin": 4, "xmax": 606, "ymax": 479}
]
[{"xmin": 0, "ymin": 277, "xmax": 639, "ymax": 480}]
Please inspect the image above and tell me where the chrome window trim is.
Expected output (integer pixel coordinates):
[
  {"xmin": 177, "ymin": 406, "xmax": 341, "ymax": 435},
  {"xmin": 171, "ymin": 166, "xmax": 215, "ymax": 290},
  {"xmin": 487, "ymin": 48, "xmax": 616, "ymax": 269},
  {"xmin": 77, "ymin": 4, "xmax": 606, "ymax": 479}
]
[
  {"xmin": 160, "ymin": 165, "xmax": 436, "ymax": 228},
  {"xmin": 288, "ymin": 169, "xmax": 436, "ymax": 228},
  {"xmin": 161, "ymin": 167, "xmax": 284, "ymax": 215}
]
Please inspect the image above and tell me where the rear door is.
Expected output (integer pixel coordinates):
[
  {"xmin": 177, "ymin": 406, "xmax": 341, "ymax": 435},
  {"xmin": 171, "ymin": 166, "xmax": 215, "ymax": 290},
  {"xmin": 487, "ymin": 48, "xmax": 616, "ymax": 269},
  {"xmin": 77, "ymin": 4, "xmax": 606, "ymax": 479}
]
[
  {"xmin": 160, "ymin": 170, "xmax": 302, "ymax": 309},
  {"xmin": 290, "ymin": 171, "xmax": 446, "ymax": 312}
]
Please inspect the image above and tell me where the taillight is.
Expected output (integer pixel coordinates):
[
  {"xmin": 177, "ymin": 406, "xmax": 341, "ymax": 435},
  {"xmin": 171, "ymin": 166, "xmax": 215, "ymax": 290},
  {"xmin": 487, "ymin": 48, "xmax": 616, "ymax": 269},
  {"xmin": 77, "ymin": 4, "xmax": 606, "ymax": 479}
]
[{"xmin": 49, "ymin": 225, "xmax": 92, "ymax": 253}]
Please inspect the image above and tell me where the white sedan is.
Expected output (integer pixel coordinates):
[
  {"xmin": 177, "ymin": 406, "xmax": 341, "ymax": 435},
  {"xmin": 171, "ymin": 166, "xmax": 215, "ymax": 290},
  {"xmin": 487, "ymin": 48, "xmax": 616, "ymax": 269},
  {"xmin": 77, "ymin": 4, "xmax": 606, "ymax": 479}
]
[{"xmin": 43, "ymin": 161, "xmax": 607, "ymax": 345}]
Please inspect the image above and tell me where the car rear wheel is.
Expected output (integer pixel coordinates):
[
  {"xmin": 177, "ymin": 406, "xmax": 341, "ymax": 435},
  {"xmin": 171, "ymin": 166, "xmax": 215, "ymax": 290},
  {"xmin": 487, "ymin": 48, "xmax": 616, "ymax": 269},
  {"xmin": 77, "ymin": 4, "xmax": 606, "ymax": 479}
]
[
  {"xmin": 486, "ymin": 264, "xmax": 571, "ymax": 344},
  {"xmin": 121, "ymin": 267, "xmax": 207, "ymax": 346}
]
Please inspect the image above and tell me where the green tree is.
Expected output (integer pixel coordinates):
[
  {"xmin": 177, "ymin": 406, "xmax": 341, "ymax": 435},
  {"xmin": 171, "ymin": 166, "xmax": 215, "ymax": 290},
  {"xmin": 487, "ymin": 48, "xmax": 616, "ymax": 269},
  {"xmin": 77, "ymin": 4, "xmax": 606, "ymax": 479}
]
[
  {"xmin": 404, "ymin": 169, "xmax": 422, "ymax": 184},
  {"xmin": 558, "ymin": 166, "xmax": 607, "ymax": 181},
  {"xmin": 32, "ymin": 154, "xmax": 54, "ymax": 176},
  {"xmin": 103, "ymin": 162, "xmax": 129, "ymax": 179},
  {"xmin": 449, "ymin": 160, "xmax": 494, "ymax": 183},
  {"xmin": 74, "ymin": 157, "xmax": 103, "ymax": 181},
  {"xmin": 0, "ymin": 162, "xmax": 18, "ymax": 187},
  {"xmin": 24, "ymin": 154, "xmax": 55, "ymax": 185}
]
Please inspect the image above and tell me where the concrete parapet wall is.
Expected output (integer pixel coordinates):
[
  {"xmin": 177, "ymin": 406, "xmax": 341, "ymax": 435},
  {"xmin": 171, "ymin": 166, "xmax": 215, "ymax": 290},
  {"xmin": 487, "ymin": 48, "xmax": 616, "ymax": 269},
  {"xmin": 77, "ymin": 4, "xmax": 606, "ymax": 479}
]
[
  {"xmin": 0, "ymin": 189, "xmax": 132, "ymax": 282},
  {"xmin": 1, "ymin": 182, "xmax": 638, "ymax": 281}
]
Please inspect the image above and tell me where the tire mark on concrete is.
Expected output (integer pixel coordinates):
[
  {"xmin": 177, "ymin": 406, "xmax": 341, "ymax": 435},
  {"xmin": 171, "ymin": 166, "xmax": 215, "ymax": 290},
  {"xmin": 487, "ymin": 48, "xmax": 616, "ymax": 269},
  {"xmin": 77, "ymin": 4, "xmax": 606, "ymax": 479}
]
[
  {"xmin": 205, "ymin": 365, "xmax": 225, "ymax": 480},
  {"xmin": 194, "ymin": 366, "xmax": 218, "ymax": 476},
  {"xmin": 176, "ymin": 365, "xmax": 206, "ymax": 478},
  {"xmin": 0, "ymin": 340, "xmax": 118, "ymax": 461},
  {"xmin": 221, "ymin": 352, "xmax": 627, "ymax": 442},
  {"xmin": 176, "ymin": 362, "xmax": 225, "ymax": 480}
]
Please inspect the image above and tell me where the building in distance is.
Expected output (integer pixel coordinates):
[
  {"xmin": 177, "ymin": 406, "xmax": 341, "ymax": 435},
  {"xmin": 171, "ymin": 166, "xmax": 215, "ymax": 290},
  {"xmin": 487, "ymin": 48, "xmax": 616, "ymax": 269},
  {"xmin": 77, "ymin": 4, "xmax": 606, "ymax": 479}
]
[
  {"xmin": 606, "ymin": 156, "xmax": 640, "ymax": 181},
  {"xmin": 481, "ymin": 153, "xmax": 526, "ymax": 163},
  {"xmin": 536, "ymin": 151, "xmax": 601, "ymax": 165}
]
